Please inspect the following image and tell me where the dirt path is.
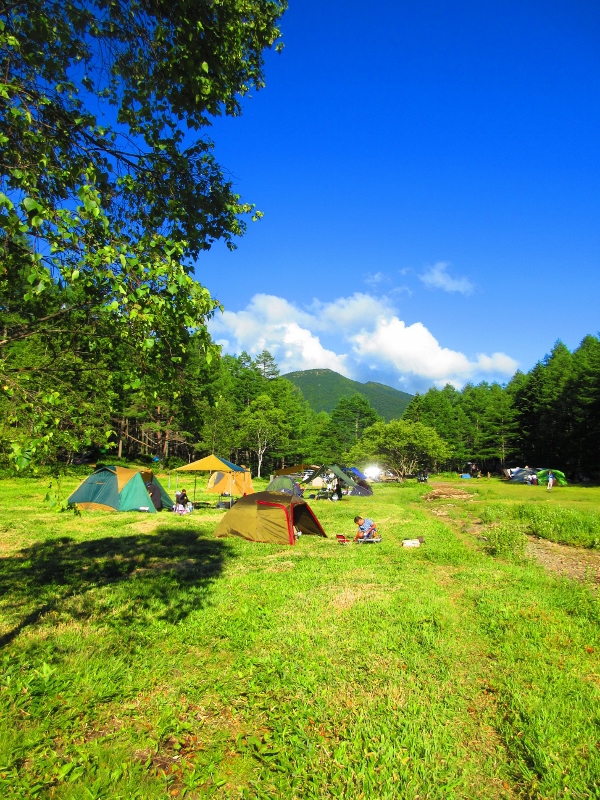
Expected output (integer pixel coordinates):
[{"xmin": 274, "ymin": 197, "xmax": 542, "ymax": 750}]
[
  {"xmin": 525, "ymin": 535, "xmax": 600, "ymax": 585},
  {"xmin": 424, "ymin": 489, "xmax": 600, "ymax": 586}
]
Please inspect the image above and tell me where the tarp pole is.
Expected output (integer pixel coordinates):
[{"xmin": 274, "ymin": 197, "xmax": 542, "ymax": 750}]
[{"xmin": 194, "ymin": 475, "xmax": 197, "ymax": 501}]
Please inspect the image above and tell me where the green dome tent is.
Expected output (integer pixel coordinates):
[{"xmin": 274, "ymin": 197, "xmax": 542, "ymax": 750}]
[
  {"xmin": 537, "ymin": 469, "xmax": 568, "ymax": 486},
  {"xmin": 266, "ymin": 475, "xmax": 303, "ymax": 496},
  {"xmin": 69, "ymin": 466, "xmax": 172, "ymax": 512}
]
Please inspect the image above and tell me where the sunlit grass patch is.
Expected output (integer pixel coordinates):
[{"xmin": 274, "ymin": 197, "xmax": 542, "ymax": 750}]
[
  {"xmin": 477, "ymin": 501, "xmax": 600, "ymax": 549},
  {"xmin": 0, "ymin": 478, "xmax": 599, "ymax": 797}
]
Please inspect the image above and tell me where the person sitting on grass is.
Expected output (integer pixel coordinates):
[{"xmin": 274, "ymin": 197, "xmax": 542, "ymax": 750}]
[
  {"xmin": 176, "ymin": 489, "xmax": 191, "ymax": 514},
  {"xmin": 354, "ymin": 515, "xmax": 378, "ymax": 541}
]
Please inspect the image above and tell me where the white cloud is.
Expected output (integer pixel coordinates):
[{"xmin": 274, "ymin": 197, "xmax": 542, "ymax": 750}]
[
  {"xmin": 475, "ymin": 352, "xmax": 520, "ymax": 374},
  {"xmin": 364, "ymin": 271, "xmax": 388, "ymax": 287},
  {"xmin": 309, "ymin": 292, "xmax": 395, "ymax": 332},
  {"xmin": 419, "ymin": 261, "xmax": 474, "ymax": 295},
  {"xmin": 210, "ymin": 294, "xmax": 349, "ymax": 376},
  {"xmin": 352, "ymin": 317, "xmax": 517, "ymax": 385},
  {"xmin": 210, "ymin": 291, "xmax": 518, "ymax": 388}
]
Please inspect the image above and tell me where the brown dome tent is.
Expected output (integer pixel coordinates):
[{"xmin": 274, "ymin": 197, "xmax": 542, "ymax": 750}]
[
  {"xmin": 207, "ymin": 469, "xmax": 254, "ymax": 496},
  {"xmin": 214, "ymin": 491, "xmax": 327, "ymax": 545}
]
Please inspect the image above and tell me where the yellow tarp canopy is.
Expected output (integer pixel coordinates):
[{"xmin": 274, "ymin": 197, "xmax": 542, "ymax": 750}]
[
  {"xmin": 274, "ymin": 463, "xmax": 317, "ymax": 476},
  {"xmin": 175, "ymin": 455, "xmax": 244, "ymax": 473}
]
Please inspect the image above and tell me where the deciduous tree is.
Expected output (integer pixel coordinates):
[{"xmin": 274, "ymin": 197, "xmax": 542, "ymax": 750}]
[
  {"xmin": 351, "ymin": 419, "xmax": 450, "ymax": 480},
  {"xmin": 0, "ymin": 0, "xmax": 287, "ymax": 466},
  {"xmin": 238, "ymin": 394, "xmax": 288, "ymax": 477}
]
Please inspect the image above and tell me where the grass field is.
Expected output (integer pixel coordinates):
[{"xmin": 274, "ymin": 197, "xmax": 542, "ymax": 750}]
[{"xmin": 1, "ymin": 475, "xmax": 599, "ymax": 799}]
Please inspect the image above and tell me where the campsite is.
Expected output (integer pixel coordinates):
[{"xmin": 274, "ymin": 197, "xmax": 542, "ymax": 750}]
[
  {"xmin": 1, "ymin": 471, "xmax": 599, "ymax": 798},
  {"xmin": 2, "ymin": 1, "xmax": 600, "ymax": 798}
]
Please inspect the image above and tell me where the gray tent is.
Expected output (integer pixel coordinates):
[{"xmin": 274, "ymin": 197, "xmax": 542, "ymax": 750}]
[
  {"xmin": 506, "ymin": 468, "xmax": 538, "ymax": 484},
  {"xmin": 303, "ymin": 464, "xmax": 358, "ymax": 489},
  {"xmin": 266, "ymin": 475, "xmax": 303, "ymax": 496}
]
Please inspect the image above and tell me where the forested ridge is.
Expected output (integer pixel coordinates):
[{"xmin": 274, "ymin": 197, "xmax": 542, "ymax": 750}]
[{"xmin": 282, "ymin": 368, "xmax": 413, "ymax": 420}]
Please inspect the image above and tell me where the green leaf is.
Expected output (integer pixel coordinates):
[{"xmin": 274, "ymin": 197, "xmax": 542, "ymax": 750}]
[
  {"xmin": 57, "ymin": 762, "xmax": 75, "ymax": 780},
  {"xmin": 23, "ymin": 197, "xmax": 42, "ymax": 213}
]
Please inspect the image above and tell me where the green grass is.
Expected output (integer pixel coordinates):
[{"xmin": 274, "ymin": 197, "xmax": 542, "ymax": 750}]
[
  {"xmin": 442, "ymin": 477, "xmax": 600, "ymax": 550},
  {"xmin": 446, "ymin": 476, "xmax": 600, "ymax": 515},
  {"xmin": 0, "ymin": 476, "xmax": 599, "ymax": 798},
  {"xmin": 477, "ymin": 503, "xmax": 600, "ymax": 550}
]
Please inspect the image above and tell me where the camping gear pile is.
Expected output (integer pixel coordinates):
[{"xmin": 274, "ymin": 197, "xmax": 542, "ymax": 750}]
[
  {"xmin": 302, "ymin": 464, "xmax": 373, "ymax": 498},
  {"xmin": 336, "ymin": 533, "xmax": 382, "ymax": 545}
]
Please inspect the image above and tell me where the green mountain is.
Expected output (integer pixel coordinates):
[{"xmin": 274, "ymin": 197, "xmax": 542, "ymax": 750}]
[{"xmin": 282, "ymin": 368, "xmax": 413, "ymax": 422}]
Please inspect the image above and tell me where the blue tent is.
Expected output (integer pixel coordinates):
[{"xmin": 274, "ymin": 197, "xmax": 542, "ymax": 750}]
[{"xmin": 349, "ymin": 466, "xmax": 368, "ymax": 481}]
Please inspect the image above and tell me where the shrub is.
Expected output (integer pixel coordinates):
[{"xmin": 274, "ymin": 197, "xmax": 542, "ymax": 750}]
[
  {"xmin": 485, "ymin": 521, "xmax": 526, "ymax": 560},
  {"xmin": 479, "ymin": 504, "xmax": 510, "ymax": 525},
  {"xmin": 512, "ymin": 504, "xmax": 600, "ymax": 549}
]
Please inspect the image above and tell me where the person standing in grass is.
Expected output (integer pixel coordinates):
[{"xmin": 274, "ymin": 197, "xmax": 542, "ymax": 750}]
[
  {"xmin": 547, "ymin": 471, "xmax": 554, "ymax": 490},
  {"xmin": 354, "ymin": 515, "xmax": 378, "ymax": 541}
]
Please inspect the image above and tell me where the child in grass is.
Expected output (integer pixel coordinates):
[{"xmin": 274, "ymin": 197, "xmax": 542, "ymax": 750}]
[{"xmin": 354, "ymin": 515, "xmax": 378, "ymax": 541}]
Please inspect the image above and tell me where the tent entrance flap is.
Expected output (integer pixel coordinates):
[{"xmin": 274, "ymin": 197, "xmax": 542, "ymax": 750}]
[{"xmin": 293, "ymin": 503, "xmax": 325, "ymax": 537}]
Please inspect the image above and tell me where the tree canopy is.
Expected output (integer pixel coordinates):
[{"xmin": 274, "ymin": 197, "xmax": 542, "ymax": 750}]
[
  {"xmin": 402, "ymin": 336, "xmax": 600, "ymax": 479},
  {"xmin": 350, "ymin": 419, "xmax": 450, "ymax": 480},
  {"xmin": 0, "ymin": 0, "xmax": 287, "ymax": 466}
]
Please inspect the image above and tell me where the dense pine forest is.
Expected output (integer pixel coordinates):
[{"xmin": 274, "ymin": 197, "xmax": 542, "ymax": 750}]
[
  {"xmin": 2, "ymin": 328, "xmax": 599, "ymax": 479},
  {"xmin": 404, "ymin": 336, "xmax": 600, "ymax": 479}
]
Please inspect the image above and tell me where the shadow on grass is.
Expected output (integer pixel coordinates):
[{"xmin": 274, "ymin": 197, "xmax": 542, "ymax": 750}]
[{"xmin": 0, "ymin": 526, "xmax": 234, "ymax": 647}]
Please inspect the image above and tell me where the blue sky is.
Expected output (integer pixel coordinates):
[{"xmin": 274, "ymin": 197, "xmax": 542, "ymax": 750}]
[{"xmin": 201, "ymin": 0, "xmax": 600, "ymax": 393}]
